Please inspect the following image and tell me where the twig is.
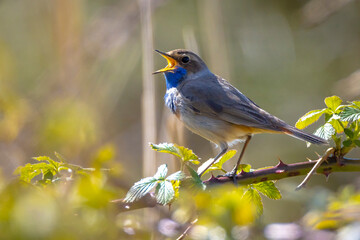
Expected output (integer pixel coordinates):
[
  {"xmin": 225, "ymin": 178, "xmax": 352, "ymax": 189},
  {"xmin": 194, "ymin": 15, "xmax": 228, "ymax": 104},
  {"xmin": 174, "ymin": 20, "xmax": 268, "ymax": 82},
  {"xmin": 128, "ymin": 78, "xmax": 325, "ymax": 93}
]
[
  {"xmin": 203, "ymin": 156, "xmax": 360, "ymax": 186},
  {"xmin": 112, "ymin": 156, "xmax": 360, "ymax": 211},
  {"xmin": 176, "ymin": 218, "xmax": 198, "ymax": 240},
  {"xmin": 295, "ymin": 147, "xmax": 335, "ymax": 190}
]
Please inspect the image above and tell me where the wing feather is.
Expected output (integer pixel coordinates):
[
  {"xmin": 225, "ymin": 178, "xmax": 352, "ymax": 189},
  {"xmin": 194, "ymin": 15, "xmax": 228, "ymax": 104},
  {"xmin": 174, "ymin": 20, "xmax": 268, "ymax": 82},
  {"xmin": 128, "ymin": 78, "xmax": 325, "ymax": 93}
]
[{"xmin": 178, "ymin": 74, "xmax": 287, "ymax": 131}]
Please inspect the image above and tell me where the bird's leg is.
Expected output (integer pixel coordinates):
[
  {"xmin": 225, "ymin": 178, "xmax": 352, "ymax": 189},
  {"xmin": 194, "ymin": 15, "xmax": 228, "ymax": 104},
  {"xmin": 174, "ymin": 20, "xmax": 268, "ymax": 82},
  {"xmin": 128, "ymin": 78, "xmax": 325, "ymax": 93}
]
[
  {"xmin": 199, "ymin": 146, "xmax": 228, "ymax": 177},
  {"xmin": 225, "ymin": 135, "xmax": 252, "ymax": 182}
]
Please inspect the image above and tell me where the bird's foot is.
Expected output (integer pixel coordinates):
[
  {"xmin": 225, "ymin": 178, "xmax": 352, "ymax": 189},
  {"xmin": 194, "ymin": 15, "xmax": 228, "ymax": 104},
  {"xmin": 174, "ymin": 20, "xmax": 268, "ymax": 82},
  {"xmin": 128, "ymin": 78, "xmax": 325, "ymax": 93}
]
[{"xmin": 223, "ymin": 167, "xmax": 238, "ymax": 185}]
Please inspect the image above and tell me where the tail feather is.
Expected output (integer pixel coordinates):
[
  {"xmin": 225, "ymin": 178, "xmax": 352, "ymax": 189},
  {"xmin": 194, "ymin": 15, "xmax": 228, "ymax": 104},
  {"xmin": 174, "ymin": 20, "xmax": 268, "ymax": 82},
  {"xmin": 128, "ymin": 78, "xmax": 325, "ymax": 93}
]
[{"xmin": 281, "ymin": 126, "xmax": 328, "ymax": 145}]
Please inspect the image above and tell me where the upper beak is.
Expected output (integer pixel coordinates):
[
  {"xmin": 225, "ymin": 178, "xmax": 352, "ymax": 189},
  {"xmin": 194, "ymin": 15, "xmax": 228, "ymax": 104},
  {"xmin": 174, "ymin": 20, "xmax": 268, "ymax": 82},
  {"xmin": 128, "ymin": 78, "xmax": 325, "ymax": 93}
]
[{"xmin": 153, "ymin": 50, "xmax": 178, "ymax": 74}]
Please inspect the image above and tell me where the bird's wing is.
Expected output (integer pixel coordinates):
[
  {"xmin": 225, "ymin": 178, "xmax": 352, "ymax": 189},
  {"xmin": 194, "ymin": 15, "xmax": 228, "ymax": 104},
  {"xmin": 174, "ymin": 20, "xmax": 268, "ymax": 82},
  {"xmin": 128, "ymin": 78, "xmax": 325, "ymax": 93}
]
[{"xmin": 179, "ymin": 75, "xmax": 287, "ymax": 131}]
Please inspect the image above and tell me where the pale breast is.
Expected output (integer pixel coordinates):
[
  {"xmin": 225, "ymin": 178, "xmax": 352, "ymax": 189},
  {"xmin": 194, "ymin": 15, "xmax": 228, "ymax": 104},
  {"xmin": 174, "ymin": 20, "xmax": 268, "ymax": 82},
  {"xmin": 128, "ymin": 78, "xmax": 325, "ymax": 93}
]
[{"xmin": 164, "ymin": 87, "xmax": 180, "ymax": 115}]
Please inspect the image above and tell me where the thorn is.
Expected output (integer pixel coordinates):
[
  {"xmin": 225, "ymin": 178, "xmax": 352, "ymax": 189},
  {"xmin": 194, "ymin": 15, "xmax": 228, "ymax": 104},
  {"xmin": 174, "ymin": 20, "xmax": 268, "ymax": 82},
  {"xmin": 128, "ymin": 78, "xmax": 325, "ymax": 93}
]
[
  {"xmin": 306, "ymin": 157, "xmax": 313, "ymax": 162},
  {"xmin": 315, "ymin": 152, "xmax": 321, "ymax": 158},
  {"xmin": 322, "ymin": 170, "xmax": 331, "ymax": 181},
  {"xmin": 239, "ymin": 169, "xmax": 246, "ymax": 175},
  {"xmin": 276, "ymin": 158, "xmax": 287, "ymax": 168},
  {"xmin": 325, "ymin": 173, "xmax": 330, "ymax": 182}
]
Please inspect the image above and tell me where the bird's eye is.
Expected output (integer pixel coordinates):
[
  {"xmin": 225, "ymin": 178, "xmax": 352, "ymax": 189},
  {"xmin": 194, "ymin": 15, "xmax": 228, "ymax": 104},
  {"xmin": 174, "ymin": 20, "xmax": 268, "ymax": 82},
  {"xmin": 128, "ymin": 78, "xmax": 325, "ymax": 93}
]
[{"xmin": 181, "ymin": 56, "xmax": 190, "ymax": 63}]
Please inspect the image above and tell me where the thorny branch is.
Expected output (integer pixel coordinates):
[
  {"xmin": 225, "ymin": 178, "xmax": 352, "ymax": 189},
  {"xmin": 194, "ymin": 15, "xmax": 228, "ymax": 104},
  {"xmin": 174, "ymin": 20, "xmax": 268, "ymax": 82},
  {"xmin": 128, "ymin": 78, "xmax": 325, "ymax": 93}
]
[{"xmin": 113, "ymin": 156, "xmax": 360, "ymax": 211}]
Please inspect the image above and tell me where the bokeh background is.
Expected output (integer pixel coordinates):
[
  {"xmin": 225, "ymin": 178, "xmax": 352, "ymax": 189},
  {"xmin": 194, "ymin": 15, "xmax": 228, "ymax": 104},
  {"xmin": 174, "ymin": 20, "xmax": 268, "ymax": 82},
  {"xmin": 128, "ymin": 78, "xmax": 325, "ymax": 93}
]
[{"xmin": 0, "ymin": 0, "xmax": 360, "ymax": 239}]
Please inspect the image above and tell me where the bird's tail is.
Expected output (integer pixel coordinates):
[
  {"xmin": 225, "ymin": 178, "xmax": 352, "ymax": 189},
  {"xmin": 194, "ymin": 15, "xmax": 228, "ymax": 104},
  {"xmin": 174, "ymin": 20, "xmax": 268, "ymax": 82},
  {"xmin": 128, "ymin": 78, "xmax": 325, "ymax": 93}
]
[{"xmin": 281, "ymin": 126, "xmax": 328, "ymax": 145}]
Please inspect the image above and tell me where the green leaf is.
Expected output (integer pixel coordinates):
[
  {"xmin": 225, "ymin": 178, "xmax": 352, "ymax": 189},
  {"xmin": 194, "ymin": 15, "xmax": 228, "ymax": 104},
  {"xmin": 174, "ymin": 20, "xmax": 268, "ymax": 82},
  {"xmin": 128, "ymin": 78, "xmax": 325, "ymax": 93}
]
[
  {"xmin": 243, "ymin": 188, "xmax": 263, "ymax": 215},
  {"xmin": 340, "ymin": 107, "xmax": 360, "ymax": 122},
  {"xmin": 197, "ymin": 150, "xmax": 237, "ymax": 175},
  {"xmin": 150, "ymin": 143, "xmax": 199, "ymax": 164},
  {"xmin": 124, "ymin": 177, "xmax": 158, "ymax": 203},
  {"xmin": 354, "ymin": 140, "xmax": 360, "ymax": 147},
  {"xmin": 344, "ymin": 128, "xmax": 354, "ymax": 139},
  {"xmin": 187, "ymin": 165, "xmax": 206, "ymax": 190},
  {"xmin": 14, "ymin": 163, "xmax": 45, "ymax": 183},
  {"xmin": 342, "ymin": 139, "xmax": 353, "ymax": 147},
  {"xmin": 314, "ymin": 123, "xmax": 335, "ymax": 140},
  {"xmin": 166, "ymin": 171, "xmax": 185, "ymax": 181},
  {"xmin": 325, "ymin": 96, "xmax": 342, "ymax": 111},
  {"xmin": 351, "ymin": 101, "xmax": 360, "ymax": 108},
  {"xmin": 252, "ymin": 181, "xmax": 281, "ymax": 200},
  {"xmin": 238, "ymin": 164, "xmax": 251, "ymax": 173},
  {"xmin": 32, "ymin": 156, "xmax": 60, "ymax": 171},
  {"xmin": 155, "ymin": 181, "xmax": 175, "ymax": 205},
  {"xmin": 328, "ymin": 115, "xmax": 344, "ymax": 133},
  {"xmin": 295, "ymin": 109, "xmax": 327, "ymax": 129},
  {"xmin": 153, "ymin": 164, "xmax": 168, "ymax": 180},
  {"xmin": 43, "ymin": 170, "xmax": 54, "ymax": 181}
]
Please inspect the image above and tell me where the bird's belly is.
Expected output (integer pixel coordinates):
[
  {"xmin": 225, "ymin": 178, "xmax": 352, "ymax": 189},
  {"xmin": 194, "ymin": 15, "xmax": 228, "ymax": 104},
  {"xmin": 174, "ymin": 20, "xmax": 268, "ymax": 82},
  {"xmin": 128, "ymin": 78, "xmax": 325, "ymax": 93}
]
[{"xmin": 178, "ymin": 111, "xmax": 253, "ymax": 144}]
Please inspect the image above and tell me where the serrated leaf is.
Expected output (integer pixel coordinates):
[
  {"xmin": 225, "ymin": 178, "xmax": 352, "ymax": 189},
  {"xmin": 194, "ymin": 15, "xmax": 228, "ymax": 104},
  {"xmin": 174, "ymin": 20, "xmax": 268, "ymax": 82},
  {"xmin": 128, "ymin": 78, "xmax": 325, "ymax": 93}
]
[
  {"xmin": 340, "ymin": 107, "xmax": 360, "ymax": 122},
  {"xmin": 166, "ymin": 171, "xmax": 185, "ymax": 181},
  {"xmin": 328, "ymin": 115, "xmax": 344, "ymax": 133},
  {"xmin": 32, "ymin": 156, "xmax": 60, "ymax": 171},
  {"xmin": 325, "ymin": 96, "xmax": 342, "ymax": 111},
  {"xmin": 344, "ymin": 128, "xmax": 354, "ymax": 139},
  {"xmin": 342, "ymin": 139, "xmax": 353, "ymax": 147},
  {"xmin": 295, "ymin": 109, "xmax": 327, "ymax": 129},
  {"xmin": 187, "ymin": 165, "xmax": 206, "ymax": 190},
  {"xmin": 153, "ymin": 164, "xmax": 168, "ymax": 180},
  {"xmin": 314, "ymin": 123, "xmax": 335, "ymax": 140},
  {"xmin": 124, "ymin": 177, "xmax": 158, "ymax": 203},
  {"xmin": 243, "ymin": 188, "xmax": 263, "ymax": 215},
  {"xmin": 150, "ymin": 143, "xmax": 199, "ymax": 164},
  {"xmin": 155, "ymin": 181, "xmax": 175, "ymax": 205},
  {"xmin": 252, "ymin": 181, "xmax": 281, "ymax": 200},
  {"xmin": 197, "ymin": 150, "xmax": 237, "ymax": 175}
]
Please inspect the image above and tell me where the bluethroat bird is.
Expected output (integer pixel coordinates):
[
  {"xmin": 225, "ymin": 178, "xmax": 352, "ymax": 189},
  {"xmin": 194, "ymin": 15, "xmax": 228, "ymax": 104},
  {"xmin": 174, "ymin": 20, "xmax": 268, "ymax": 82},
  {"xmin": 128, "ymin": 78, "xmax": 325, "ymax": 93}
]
[{"xmin": 153, "ymin": 49, "xmax": 327, "ymax": 178}]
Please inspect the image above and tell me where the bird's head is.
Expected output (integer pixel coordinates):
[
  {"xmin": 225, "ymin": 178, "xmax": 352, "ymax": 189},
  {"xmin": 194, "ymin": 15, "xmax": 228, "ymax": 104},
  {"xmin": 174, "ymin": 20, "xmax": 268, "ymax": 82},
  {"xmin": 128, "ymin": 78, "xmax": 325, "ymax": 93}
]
[{"xmin": 153, "ymin": 49, "xmax": 208, "ymax": 76}]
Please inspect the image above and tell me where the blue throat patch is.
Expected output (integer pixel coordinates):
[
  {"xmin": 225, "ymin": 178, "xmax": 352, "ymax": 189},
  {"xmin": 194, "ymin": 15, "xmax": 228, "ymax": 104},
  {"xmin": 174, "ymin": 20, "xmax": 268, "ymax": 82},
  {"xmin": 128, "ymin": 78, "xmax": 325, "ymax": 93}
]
[
  {"xmin": 163, "ymin": 67, "xmax": 187, "ymax": 113},
  {"xmin": 164, "ymin": 67, "xmax": 187, "ymax": 89}
]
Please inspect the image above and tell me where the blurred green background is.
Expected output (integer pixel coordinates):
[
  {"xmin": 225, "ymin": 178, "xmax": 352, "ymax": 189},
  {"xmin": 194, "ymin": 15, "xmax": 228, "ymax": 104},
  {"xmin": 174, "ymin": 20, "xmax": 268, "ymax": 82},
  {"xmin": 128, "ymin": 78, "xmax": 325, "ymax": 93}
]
[{"xmin": 0, "ymin": 0, "xmax": 360, "ymax": 239}]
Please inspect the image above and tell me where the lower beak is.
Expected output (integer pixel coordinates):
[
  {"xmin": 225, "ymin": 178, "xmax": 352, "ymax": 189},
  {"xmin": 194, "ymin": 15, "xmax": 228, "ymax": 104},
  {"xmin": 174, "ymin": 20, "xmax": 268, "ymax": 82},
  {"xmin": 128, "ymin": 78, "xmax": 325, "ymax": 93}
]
[{"xmin": 153, "ymin": 50, "xmax": 178, "ymax": 74}]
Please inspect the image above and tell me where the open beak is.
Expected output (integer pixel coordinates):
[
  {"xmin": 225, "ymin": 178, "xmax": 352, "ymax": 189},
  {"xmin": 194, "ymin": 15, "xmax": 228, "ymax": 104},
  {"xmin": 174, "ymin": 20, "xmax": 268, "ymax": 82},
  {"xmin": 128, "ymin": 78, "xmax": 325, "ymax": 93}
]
[{"xmin": 153, "ymin": 50, "xmax": 178, "ymax": 74}]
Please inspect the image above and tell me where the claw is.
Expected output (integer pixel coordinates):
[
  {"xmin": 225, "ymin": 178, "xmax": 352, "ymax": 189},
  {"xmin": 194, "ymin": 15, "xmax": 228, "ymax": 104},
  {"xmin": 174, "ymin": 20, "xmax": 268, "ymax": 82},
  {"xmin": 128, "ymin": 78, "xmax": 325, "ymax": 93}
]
[{"xmin": 224, "ymin": 168, "xmax": 238, "ymax": 185}]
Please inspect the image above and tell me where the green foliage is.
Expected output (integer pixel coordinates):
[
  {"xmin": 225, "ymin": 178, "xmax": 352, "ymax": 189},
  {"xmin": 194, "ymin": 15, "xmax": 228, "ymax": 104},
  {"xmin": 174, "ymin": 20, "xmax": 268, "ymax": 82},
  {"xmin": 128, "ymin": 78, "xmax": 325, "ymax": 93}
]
[
  {"xmin": 186, "ymin": 165, "xmax": 206, "ymax": 190},
  {"xmin": 14, "ymin": 154, "xmax": 95, "ymax": 184},
  {"xmin": 150, "ymin": 143, "xmax": 200, "ymax": 165},
  {"xmin": 304, "ymin": 186, "xmax": 360, "ymax": 230},
  {"xmin": 126, "ymin": 143, "xmax": 282, "ymax": 223},
  {"xmin": 1, "ymin": 149, "xmax": 125, "ymax": 239},
  {"xmin": 296, "ymin": 96, "xmax": 360, "ymax": 154},
  {"xmin": 242, "ymin": 181, "xmax": 282, "ymax": 216},
  {"xmin": 197, "ymin": 149, "xmax": 237, "ymax": 175},
  {"xmin": 252, "ymin": 181, "xmax": 282, "ymax": 200},
  {"xmin": 243, "ymin": 188, "xmax": 263, "ymax": 215},
  {"xmin": 124, "ymin": 164, "xmax": 185, "ymax": 205}
]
